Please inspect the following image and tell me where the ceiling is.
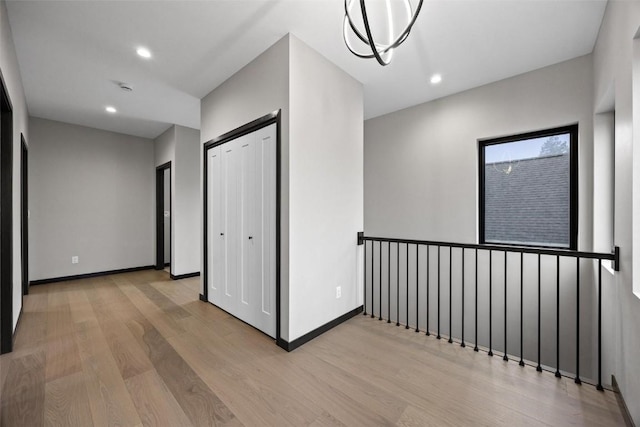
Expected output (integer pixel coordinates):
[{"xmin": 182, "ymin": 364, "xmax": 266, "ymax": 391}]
[{"xmin": 6, "ymin": 0, "xmax": 607, "ymax": 139}]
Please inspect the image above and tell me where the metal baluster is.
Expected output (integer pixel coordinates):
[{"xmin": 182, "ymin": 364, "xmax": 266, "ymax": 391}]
[
  {"xmin": 437, "ymin": 246, "xmax": 441, "ymax": 339},
  {"xmin": 474, "ymin": 248, "xmax": 479, "ymax": 352},
  {"xmin": 364, "ymin": 240, "xmax": 368, "ymax": 316},
  {"xmin": 575, "ymin": 257, "xmax": 581, "ymax": 384},
  {"xmin": 416, "ymin": 244, "xmax": 420, "ymax": 332},
  {"xmin": 426, "ymin": 245, "xmax": 430, "ymax": 336},
  {"xmin": 388, "ymin": 242, "xmax": 391, "ymax": 323},
  {"xmin": 371, "ymin": 240, "xmax": 375, "ymax": 318},
  {"xmin": 396, "ymin": 243, "xmax": 400, "ymax": 327},
  {"xmin": 379, "ymin": 241, "xmax": 383, "ymax": 320},
  {"xmin": 448, "ymin": 246, "xmax": 453, "ymax": 343},
  {"xmin": 461, "ymin": 248, "xmax": 466, "ymax": 348},
  {"xmin": 537, "ymin": 253, "xmax": 542, "ymax": 372},
  {"xmin": 519, "ymin": 252, "xmax": 524, "ymax": 366},
  {"xmin": 360, "ymin": 239, "xmax": 614, "ymax": 384},
  {"xmin": 489, "ymin": 250, "xmax": 493, "ymax": 357},
  {"xmin": 406, "ymin": 243, "xmax": 410, "ymax": 329},
  {"xmin": 504, "ymin": 250, "xmax": 508, "ymax": 362},
  {"xmin": 597, "ymin": 259, "xmax": 603, "ymax": 391},
  {"xmin": 555, "ymin": 255, "xmax": 561, "ymax": 378}
]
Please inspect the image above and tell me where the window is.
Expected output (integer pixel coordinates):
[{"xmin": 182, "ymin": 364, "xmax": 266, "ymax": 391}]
[{"xmin": 479, "ymin": 125, "xmax": 578, "ymax": 249}]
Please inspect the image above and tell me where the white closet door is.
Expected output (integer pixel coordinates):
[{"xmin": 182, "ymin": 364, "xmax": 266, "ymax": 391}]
[
  {"xmin": 206, "ymin": 123, "xmax": 276, "ymax": 339},
  {"xmin": 207, "ymin": 147, "xmax": 223, "ymax": 304},
  {"xmin": 238, "ymin": 135, "xmax": 256, "ymax": 325},
  {"xmin": 219, "ymin": 138, "xmax": 240, "ymax": 314},
  {"xmin": 254, "ymin": 124, "xmax": 276, "ymax": 337}
]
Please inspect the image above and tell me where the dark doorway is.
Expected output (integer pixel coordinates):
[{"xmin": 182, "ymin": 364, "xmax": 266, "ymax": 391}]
[
  {"xmin": 1, "ymin": 77, "xmax": 14, "ymax": 354},
  {"xmin": 21, "ymin": 135, "xmax": 28, "ymax": 296},
  {"xmin": 155, "ymin": 162, "xmax": 171, "ymax": 273}
]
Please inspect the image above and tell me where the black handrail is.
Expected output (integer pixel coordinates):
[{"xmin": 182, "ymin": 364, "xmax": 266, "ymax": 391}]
[
  {"xmin": 361, "ymin": 235, "xmax": 618, "ymax": 267},
  {"xmin": 359, "ymin": 232, "xmax": 619, "ymax": 391}
]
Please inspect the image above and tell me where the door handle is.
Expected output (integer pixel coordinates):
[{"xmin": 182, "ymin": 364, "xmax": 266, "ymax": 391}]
[
  {"xmin": 220, "ymin": 233, "xmax": 224, "ymax": 236},
  {"xmin": 248, "ymin": 236, "xmax": 253, "ymax": 240}
]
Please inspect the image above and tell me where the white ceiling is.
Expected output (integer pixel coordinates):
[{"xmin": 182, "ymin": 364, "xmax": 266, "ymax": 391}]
[{"xmin": 6, "ymin": 0, "xmax": 607, "ymax": 139}]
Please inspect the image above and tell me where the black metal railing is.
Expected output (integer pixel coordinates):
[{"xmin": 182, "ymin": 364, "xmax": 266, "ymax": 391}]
[{"xmin": 358, "ymin": 232, "xmax": 619, "ymax": 390}]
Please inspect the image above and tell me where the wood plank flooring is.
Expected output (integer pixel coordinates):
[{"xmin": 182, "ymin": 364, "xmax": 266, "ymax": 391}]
[{"xmin": 0, "ymin": 270, "xmax": 626, "ymax": 426}]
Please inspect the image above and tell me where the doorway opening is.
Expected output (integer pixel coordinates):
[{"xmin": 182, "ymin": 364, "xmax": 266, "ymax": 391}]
[
  {"xmin": 156, "ymin": 162, "xmax": 171, "ymax": 273},
  {"xmin": 1, "ymin": 76, "xmax": 14, "ymax": 354}
]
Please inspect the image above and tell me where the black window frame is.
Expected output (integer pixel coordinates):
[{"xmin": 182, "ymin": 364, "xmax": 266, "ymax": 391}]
[{"xmin": 478, "ymin": 124, "xmax": 579, "ymax": 250}]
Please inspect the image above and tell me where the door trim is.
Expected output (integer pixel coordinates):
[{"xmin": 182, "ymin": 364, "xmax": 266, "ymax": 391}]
[
  {"xmin": 0, "ymin": 75, "xmax": 14, "ymax": 354},
  {"xmin": 21, "ymin": 134, "xmax": 28, "ymax": 296},
  {"xmin": 155, "ymin": 162, "xmax": 171, "ymax": 272},
  {"xmin": 202, "ymin": 110, "xmax": 281, "ymax": 343}
]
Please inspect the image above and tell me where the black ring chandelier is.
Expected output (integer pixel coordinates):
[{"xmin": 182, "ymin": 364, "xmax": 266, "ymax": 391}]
[{"xmin": 343, "ymin": 0, "xmax": 424, "ymax": 66}]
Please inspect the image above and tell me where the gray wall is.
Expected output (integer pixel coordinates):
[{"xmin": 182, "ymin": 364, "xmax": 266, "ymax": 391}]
[
  {"xmin": 29, "ymin": 117, "xmax": 155, "ymax": 280},
  {"xmin": 593, "ymin": 1, "xmax": 640, "ymax": 423},
  {"xmin": 288, "ymin": 35, "xmax": 363, "ymax": 341},
  {"xmin": 154, "ymin": 125, "xmax": 175, "ymax": 166},
  {"xmin": 154, "ymin": 126, "xmax": 176, "ymax": 271},
  {"xmin": 1, "ymin": 0, "xmax": 29, "ymax": 331},
  {"xmin": 200, "ymin": 34, "xmax": 291, "ymax": 339},
  {"xmin": 173, "ymin": 125, "xmax": 200, "ymax": 276},
  {"xmin": 201, "ymin": 34, "xmax": 363, "ymax": 342},
  {"xmin": 365, "ymin": 55, "xmax": 593, "ymax": 245},
  {"xmin": 364, "ymin": 55, "xmax": 597, "ymax": 378},
  {"xmin": 153, "ymin": 124, "xmax": 201, "ymax": 276}
]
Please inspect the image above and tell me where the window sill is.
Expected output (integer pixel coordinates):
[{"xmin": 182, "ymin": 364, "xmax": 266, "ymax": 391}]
[{"xmin": 602, "ymin": 259, "xmax": 615, "ymax": 276}]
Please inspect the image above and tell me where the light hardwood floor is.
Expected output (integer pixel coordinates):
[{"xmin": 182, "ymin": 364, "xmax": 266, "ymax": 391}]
[{"xmin": 0, "ymin": 270, "xmax": 626, "ymax": 426}]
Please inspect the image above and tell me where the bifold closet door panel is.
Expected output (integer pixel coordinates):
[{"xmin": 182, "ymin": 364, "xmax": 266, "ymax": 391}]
[
  {"xmin": 207, "ymin": 147, "xmax": 224, "ymax": 306},
  {"xmin": 238, "ymin": 136, "xmax": 257, "ymax": 326},
  {"xmin": 220, "ymin": 138, "xmax": 241, "ymax": 314},
  {"xmin": 255, "ymin": 124, "xmax": 277, "ymax": 338}
]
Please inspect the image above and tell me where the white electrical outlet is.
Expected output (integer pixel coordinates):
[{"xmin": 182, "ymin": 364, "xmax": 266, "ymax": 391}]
[
  {"xmin": 72, "ymin": 256, "xmax": 79, "ymax": 264},
  {"xmin": 336, "ymin": 286, "xmax": 341, "ymax": 299}
]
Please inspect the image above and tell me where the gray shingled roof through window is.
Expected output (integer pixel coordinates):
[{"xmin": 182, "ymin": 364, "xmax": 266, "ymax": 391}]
[{"xmin": 484, "ymin": 154, "xmax": 569, "ymax": 247}]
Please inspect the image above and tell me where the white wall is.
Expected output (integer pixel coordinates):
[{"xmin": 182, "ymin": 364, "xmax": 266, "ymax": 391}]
[
  {"xmin": 593, "ymin": 112, "xmax": 614, "ymax": 254},
  {"xmin": 200, "ymin": 34, "xmax": 291, "ymax": 339},
  {"xmin": 593, "ymin": 0, "xmax": 640, "ymax": 423},
  {"xmin": 173, "ymin": 125, "xmax": 200, "ymax": 276},
  {"xmin": 364, "ymin": 55, "xmax": 597, "ymax": 377},
  {"xmin": 1, "ymin": 0, "xmax": 29, "ymax": 332},
  {"xmin": 288, "ymin": 36, "xmax": 363, "ymax": 341},
  {"xmin": 29, "ymin": 117, "xmax": 155, "ymax": 280}
]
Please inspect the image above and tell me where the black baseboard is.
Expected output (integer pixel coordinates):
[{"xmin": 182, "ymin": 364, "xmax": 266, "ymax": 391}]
[
  {"xmin": 612, "ymin": 375, "xmax": 636, "ymax": 427},
  {"xmin": 199, "ymin": 293, "xmax": 207, "ymax": 302},
  {"xmin": 164, "ymin": 262, "xmax": 171, "ymax": 267},
  {"xmin": 277, "ymin": 305, "xmax": 363, "ymax": 352},
  {"xmin": 30, "ymin": 265, "xmax": 156, "ymax": 285},
  {"xmin": 170, "ymin": 272, "xmax": 200, "ymax": 280}
]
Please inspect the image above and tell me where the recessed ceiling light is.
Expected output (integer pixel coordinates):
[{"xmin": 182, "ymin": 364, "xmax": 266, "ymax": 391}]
[
  {"xmin": 136, "ymin": 47, "xmax": 152, "ymax": 59},
  {"xmin": 105, "ymin": 106, "xmax": 117, "ymax": 114},
  {"xmin": 430, "ymin": 74, "xmax": 442, "ymax": 85}
]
